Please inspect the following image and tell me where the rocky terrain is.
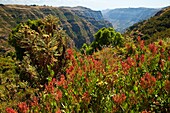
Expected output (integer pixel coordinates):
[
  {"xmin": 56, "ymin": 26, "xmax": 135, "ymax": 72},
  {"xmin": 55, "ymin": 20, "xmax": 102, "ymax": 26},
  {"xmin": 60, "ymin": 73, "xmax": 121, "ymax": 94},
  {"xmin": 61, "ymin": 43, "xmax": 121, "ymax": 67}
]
[{"xmin": 0, "ymin": 5, "xmax": 112, "ymax": 48}]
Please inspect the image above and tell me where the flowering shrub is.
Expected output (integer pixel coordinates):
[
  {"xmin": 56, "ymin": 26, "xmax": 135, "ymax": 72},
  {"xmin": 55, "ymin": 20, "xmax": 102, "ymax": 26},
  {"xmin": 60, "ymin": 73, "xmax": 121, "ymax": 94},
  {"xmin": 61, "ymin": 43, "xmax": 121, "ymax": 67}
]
[
  {"xmin": 5, "ymin": 39, "xmax": 170, "ymax": 113},
  {"xmin": 6, "ymin": 108, "xmax": 17, "ymax": 113}
]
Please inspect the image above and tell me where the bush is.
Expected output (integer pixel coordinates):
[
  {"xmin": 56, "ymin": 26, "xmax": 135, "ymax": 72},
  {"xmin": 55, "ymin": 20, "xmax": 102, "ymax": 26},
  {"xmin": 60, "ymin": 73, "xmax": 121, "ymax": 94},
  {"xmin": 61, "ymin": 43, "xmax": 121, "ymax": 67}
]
[
  {"xmin": 8, "ymin": 15, "xmax": 68, "ymax": 87},
  {"xmin": 6, "ymin": 39, "xmax": 170, "ymax": 113}
]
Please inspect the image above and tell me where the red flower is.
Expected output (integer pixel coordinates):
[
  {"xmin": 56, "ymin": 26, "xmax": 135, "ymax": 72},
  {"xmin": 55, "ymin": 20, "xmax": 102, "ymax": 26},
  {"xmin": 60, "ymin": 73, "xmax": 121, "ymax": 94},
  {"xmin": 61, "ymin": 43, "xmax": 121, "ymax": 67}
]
[
  {"xmin": 137, "ymin": 36, "xmax": 144, "ymax": 50},
  {"xmin": 137, "ymin": 36, "xmax": 141, "ymax": 42},
  {"xmin": 6, "ymin": 108, "xmax": 17, "ymax": 113},
  {"xmin": 127, "ymin": 57, "xmax": 136, "ymax": 67},
  {"xmin": 55, "ymin": 90, "xmax": 62, "ymax": 101},
  {"xmin": 149, "ymin": 43, "xmax": 157, "ymax": 55},
  {"xmin": 135, "ymin": 54, "xmax": 139, "ymax": 61},
  {"xmin": 45, "ymin": 78, "xmax": 57, "ymax": 93},
  {"xmin": 66, "ymin": 65, "xmax": 74, "ymax": 74},
  {"xmin": 18, "ymin": 102, "xmax": 29, "ymax": 113},
  {"xmin": 82, "ymin": 91, "xmax": 91, "ymax": 103},
  {"xmin": 56, "ymin": 74, "xmax": 66, "ymax": 88},
  {"xmin": 140, "ymin": 40, "xmax": 145, "ymax": 50},
  {"xmin": 140, "ymin": 54, "xmax": 145, "ymax": 63},
  {"xmin": 126, "ymin": 44, "xmax": 130, "ymax": 50},
  {"xmin": 140, "ymin": 73, "xmax": 156, "ymax": 89},
  {"xmin": 121, "ymin": 61, "xmax": 130, "ymax": 71},
  {"xmin": 30, "ymin": 96, "xmax": 39, "ymax": 107},
  {"xmin": 159, "ymin": 60, "xmax": 164, "ymax": 69},
  {"xmin": 67, "ymin": 49, "xmax": 73, "ymax": 56},
  {"xmin": 112, "ymin": 93, "xmax": 126, "ymax": 104},
  {"xmin": 45, "ymin": 81, "xmax": 55, "ymax": 93},
  {"xmin": 56, "ymin": 108, "xmax": 61, "ymax": 113}
]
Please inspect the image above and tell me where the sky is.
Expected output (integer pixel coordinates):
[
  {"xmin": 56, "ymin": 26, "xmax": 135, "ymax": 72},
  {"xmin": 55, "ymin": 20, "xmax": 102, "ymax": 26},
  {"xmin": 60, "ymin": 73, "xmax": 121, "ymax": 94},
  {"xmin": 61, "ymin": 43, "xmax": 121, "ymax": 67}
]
[{"xmin": 1, "ymin": 0, "xmax": 170, "ymax": 10}]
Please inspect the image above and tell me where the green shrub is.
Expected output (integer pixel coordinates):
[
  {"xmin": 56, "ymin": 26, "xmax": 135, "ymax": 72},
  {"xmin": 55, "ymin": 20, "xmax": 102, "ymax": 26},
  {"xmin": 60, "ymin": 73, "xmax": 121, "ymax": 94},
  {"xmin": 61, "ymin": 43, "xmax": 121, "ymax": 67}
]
[{"xmin": 8, "ymin": 15, "xmax": 68, "ymax": 87}]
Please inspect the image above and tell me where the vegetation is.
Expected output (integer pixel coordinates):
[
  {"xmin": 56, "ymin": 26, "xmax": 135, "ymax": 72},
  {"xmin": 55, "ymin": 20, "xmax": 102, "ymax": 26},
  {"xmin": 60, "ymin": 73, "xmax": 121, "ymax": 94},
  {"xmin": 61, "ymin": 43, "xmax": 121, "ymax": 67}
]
[
  {"xmin": 82, "ymin": 27, "xmax": 124, "ymax": 54},
  {"xmin": 3, "ymin": 35, "xmax": 170, "ymax": 113},
  {"xmin": 126, "ymin": 6, "xmax": 170, "ymax": 43},
  {"xmin": 0, "ymin": 6, "xmax": 170, "ymax": 113},
  {"xmin": 9, "ymin": 15, "xmax": 67, "ymax": 87}
]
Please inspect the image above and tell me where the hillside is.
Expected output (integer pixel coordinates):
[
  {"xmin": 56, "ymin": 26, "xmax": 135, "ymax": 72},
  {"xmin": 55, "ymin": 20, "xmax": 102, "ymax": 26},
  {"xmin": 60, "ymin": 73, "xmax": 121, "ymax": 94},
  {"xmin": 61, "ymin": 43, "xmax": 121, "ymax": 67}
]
[
  {"xmin": 0, "ymin": 5, "xmax": 112, "ymax": 49},
  {"xmin": 102, "ymin": 8, "xmax": 160, "ymax": 32},
  {"xmin": 62, "ymin": 6, "xmax": 104, "ymax": 21},
  {"xmin": 126, "ymin": 6, "xmax": 170, "ymax": 42}
]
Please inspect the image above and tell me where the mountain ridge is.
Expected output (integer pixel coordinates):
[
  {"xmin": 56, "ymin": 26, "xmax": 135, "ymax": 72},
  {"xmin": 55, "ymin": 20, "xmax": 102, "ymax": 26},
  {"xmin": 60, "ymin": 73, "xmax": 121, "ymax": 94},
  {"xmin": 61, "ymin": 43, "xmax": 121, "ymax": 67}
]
[
  {"xmin": 0, "ymin": 4, "xmax": 112, "ymax": 49},
  {"xmin": 102, "ymin": 7, "xmax": 161, "ymax": 32},
  {"xmin": 126, "ymin": 6, "xmax": 170, "ymax": 42}
]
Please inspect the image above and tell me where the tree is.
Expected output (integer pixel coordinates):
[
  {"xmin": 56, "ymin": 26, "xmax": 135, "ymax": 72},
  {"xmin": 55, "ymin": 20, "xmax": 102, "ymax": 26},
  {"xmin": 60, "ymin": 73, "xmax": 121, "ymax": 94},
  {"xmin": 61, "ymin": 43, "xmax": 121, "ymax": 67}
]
[
  {"xmin": 83, "ymin": 27, "xmax": 124, "ymax": 54},
  {"xmin": 8, "ymin": 15, "xmax": 67, "ymax": 87}
]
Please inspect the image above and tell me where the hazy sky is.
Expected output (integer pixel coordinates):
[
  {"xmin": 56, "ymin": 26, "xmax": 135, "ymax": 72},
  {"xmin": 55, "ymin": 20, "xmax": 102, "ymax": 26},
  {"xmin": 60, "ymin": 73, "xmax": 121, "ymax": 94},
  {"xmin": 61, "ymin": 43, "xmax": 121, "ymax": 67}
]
[{"xmin": 1, "ymin": 0, "xmax": 170, "ymax": 10}]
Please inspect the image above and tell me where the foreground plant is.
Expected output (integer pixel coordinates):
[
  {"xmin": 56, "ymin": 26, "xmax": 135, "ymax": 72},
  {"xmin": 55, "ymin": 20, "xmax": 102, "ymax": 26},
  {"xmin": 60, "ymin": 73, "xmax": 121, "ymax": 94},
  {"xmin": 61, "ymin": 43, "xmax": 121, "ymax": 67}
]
[
  {"xmin": 6, "ymin": 39, "xmax": 169, "ymax": 113},
  {"xmin": 8, "ymin": 15, "xmax": 68, "ymax": 87}
]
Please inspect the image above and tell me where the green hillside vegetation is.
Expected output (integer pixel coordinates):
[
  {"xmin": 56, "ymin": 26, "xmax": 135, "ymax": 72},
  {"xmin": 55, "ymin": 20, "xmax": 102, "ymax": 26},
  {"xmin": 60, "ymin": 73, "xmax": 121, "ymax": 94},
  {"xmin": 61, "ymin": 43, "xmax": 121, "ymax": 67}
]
[
  {"xmin": 0, "ymin": 4, "xmax": 170, "ymax": 113},
  {"xmin": 0, "ymin": 5, "xmax": 112, "ymax": 48},
  {"xmin": 126, "ymin": 6, "xmax": 170, "ymax": 43},
  {"xmin": 0, "ymin": 14, "xmax": 170, "ymax": 113}
]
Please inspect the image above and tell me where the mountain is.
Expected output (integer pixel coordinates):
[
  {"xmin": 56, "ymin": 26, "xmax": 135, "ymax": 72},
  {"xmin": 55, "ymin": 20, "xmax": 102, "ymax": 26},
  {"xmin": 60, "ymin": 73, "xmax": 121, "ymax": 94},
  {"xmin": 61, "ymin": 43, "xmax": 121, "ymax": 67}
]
[
  {"xmin": 0, "ymin": 5, "xmax": 112, "ymax": 49},
  {"xmin": 62, "ymin": 6, "xmax": 104, "ymax": 21},
  {"xmin": 126, "ymin": 6, "xmax": 170, "ymax": 42},
  {"xmin": 102, "ymin": 8, "xmax": 160, "ymax": 32}
]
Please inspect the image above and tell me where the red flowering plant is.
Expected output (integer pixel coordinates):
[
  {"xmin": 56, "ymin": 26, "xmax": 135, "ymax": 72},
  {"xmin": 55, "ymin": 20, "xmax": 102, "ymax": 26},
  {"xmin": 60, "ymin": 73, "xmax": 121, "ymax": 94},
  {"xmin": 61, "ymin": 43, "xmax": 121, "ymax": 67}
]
[
  {"xmin": 56, "ymin": 48, "xmax": 119, "ymax": 113},
  {"xmin": 6, "ymin": 108, "xmax": 17, "ymax": 113},
  {"xmin": 112, "ymin": 39, "xmax": 170, "ymax": 112},
  {"xmin": 28, "ymin": 48, "xmax": 120, "ymax": 113},
  {"xmin": 5, "ymin": 40, "xmax": 170, "ymax": 113}
]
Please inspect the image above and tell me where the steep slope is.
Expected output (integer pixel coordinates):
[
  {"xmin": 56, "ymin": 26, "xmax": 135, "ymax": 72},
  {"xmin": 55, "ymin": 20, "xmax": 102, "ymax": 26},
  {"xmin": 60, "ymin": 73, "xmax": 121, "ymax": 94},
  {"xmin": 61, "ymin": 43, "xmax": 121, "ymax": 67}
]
[
  {"xmin": 102, "ymin": 8, "xmax": 160, "ymax": 32},
  {"xmin": 0, "ymin": 5, "xmax": 112, "ymax": 49},
  {"xmin": 62, "ymin": 6, "xmax": 104, "ymax": 21},
  {"xmin": 126, "ymin": 6, "xmax": 170, "ymax": 42}
]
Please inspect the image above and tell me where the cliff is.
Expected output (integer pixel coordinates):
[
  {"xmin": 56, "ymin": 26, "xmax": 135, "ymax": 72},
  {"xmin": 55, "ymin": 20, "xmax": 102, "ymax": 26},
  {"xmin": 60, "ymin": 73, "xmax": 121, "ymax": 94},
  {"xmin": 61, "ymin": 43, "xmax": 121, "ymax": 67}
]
[{"xmin": 0, "ymin": 5, "xmax": 112, "ymax": 49}]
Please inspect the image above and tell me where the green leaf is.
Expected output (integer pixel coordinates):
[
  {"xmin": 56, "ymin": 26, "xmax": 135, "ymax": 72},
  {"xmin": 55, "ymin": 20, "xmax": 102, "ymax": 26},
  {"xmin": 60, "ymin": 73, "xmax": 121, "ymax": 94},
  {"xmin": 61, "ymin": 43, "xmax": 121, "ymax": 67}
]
[
  {"xmin": 133, "ymin": 86, "xmax": 138, "ymax": 92},
  {"xmin": 123, "ymin": 103, "xmax": 128, "ymax": 110},
  {"xmin": 130, "ymin": 110, "xmax": 135, "ymax": 113}
]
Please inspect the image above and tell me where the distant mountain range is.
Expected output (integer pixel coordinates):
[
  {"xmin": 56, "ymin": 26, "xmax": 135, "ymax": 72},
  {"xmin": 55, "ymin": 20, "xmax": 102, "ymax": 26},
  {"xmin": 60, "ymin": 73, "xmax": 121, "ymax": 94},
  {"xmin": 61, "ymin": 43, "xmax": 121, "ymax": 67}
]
[
  {"xmin": 102, "ymin": 8, "xmax": 161, "ymax": 32},
  {"xmin": 0, "ymin": 5, "xmax": 112, "ymax": 49}
]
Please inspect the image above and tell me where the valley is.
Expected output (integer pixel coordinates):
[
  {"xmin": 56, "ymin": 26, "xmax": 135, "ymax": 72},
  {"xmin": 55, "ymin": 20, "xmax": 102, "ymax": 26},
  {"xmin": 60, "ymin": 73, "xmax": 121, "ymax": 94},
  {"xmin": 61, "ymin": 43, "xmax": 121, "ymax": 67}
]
[{"xmin": 0, "ymin": 4, "xmax": 170, "ymax": 113}]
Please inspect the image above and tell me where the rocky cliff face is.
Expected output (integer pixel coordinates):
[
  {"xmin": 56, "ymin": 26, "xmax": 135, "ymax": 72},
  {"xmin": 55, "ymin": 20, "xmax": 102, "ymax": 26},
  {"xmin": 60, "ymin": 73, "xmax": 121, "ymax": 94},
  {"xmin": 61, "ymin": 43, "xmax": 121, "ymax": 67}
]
[
  {"xmin": 63, "ymin": 6, "xmax": 104, "ymax": 21},
  {"xmin": 102, "ymin": 8, "xmax": 160, "ymax": 32},
  {"xmin": 0, "ymin": 5, "xmax": 112, "ymax": 48}
]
